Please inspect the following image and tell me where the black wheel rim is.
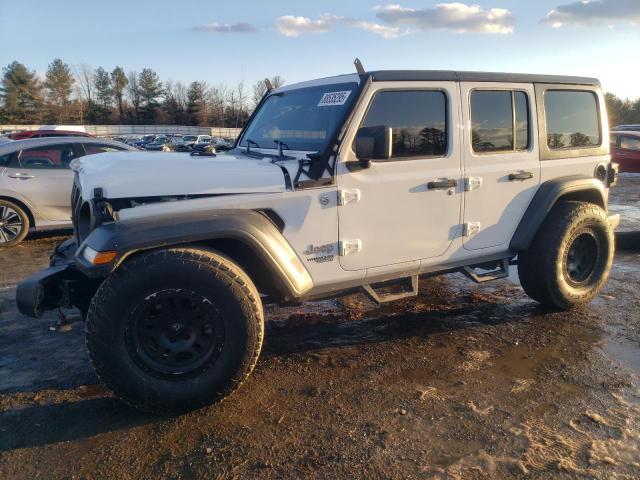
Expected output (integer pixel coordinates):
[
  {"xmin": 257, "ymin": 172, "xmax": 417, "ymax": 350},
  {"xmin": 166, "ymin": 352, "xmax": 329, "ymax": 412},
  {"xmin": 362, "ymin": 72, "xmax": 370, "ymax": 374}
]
[
  {"xmin": 0, "ymin": 205, "xmax": 23, "ymax": 244},
  {"xmin": 125, "ymin": 289, "xmax": 226, "ymax": 378},
  {"xmin": 565, "ymin": 232, "xmax": 599, "ymax": 284}
]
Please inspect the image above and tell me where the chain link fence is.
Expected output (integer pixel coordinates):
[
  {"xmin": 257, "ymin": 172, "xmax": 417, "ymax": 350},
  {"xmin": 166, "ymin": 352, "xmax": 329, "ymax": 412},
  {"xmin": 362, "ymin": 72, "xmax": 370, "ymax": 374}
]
[{"xmin": 0, "ymin": 125, "xmax": 242, "ymax": 138}]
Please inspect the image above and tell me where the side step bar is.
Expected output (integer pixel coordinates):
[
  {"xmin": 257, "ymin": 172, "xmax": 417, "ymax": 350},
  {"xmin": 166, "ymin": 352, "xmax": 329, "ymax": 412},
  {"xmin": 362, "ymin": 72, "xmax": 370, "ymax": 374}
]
[
  {"xmin": 363, "ymin": 275, "xmax": 419, "ymax": 304},
  {"xmin": 461, "ymin": 258, "xmax": 510, "ymax": 283}
]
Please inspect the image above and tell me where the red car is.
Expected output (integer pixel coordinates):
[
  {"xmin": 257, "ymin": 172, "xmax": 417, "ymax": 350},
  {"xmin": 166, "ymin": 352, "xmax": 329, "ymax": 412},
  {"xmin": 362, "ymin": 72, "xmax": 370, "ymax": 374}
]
[
  {"xmin": 9, "ymin": 129, "xmax": 94, "ymax": 140},
  {"xmin": 610, "ymin": 130, "xmax": 640, "ymax": 173}
]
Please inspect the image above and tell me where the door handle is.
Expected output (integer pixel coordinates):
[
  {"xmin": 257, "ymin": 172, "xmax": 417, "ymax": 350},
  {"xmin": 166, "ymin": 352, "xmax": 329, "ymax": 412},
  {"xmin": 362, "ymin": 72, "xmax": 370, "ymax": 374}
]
[
  {"xmin": 508, "ymin": 171, "xmax": 534, "ymax": 181},
  {"xmin": 8, "ymin": 173, "xmax": 35, "ymax": 179},
  {"xmin": 427, "ymin": 178, "xmax": 457, "ymax": 190}
]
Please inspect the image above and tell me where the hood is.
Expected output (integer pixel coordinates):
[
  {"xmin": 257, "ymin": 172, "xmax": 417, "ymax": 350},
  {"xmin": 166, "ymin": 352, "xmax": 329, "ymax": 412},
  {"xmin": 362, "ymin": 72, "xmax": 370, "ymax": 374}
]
[{"xmin": 72, "ymin": 151, "xmax": 287, "ymax": 200}]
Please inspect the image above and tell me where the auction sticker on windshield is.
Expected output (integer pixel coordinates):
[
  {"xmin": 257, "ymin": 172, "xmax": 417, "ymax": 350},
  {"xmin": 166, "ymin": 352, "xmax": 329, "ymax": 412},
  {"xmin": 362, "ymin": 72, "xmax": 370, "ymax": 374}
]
[{"xmin": 318, "ymin": 91, "xmax": 352, "ymax": 107}]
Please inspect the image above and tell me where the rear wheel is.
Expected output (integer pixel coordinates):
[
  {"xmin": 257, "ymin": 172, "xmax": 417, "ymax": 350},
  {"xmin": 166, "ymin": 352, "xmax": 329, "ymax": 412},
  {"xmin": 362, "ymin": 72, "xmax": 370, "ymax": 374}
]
[
  {"xmin": 86, "ymin": 248, "xmax": 264, "ymax": 414},
  {"xmin": 518, "ymin": 201, "xmax": 614, "ymax": 310},
  {"xmin": 0, "ymin": 199, "xmax": 29, "ymax": 247}
]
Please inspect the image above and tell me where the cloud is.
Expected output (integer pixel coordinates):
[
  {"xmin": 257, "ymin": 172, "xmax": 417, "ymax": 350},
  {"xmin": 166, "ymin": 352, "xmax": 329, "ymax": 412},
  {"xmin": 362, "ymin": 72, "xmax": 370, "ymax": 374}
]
[
  {"xmin": 543, "ymin": 0, "xmax": 640, "ymax": 28},
  {"xmin": 345, "ymin": 20, "xmax": 404, "ymax": 39},
  {"xmin": 274, "ymin": 15, "xmax": 337, "ymax": 37},
  {"xmin": 275, "ymin": 14, "xmax": 403, "ymax": 38},
  {"xmin": 375, "ymin": 3, "xmax": 515, "ymax": 34},
  {"xmin": 193, "ymin": 22, "xmax": 258, "ymax": 33}
]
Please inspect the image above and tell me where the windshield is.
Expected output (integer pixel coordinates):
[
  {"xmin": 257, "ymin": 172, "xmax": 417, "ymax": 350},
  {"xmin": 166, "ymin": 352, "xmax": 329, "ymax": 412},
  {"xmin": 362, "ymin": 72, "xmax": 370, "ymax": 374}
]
[
  {"xmin": 183, "ymin": 135, "xmax": 197, "ymax": 141},
  {"xmin": 239, "ymin": 82, "xmax": 358, "ymax": 152}
]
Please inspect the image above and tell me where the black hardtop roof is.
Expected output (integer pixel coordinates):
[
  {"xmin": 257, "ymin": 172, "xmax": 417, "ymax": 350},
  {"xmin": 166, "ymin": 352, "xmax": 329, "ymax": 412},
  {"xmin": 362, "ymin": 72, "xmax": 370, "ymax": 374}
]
[{"xmin": 367, "ymin": 70, "xmax": 600, "ymax": 86}]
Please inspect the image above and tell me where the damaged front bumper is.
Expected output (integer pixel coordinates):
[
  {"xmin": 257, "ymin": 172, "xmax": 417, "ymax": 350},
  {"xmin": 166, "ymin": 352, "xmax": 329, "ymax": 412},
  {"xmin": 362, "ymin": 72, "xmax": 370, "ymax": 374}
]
[{"xmin": 16, "ymin": 239, "xmax": 99, "ymax": 318}]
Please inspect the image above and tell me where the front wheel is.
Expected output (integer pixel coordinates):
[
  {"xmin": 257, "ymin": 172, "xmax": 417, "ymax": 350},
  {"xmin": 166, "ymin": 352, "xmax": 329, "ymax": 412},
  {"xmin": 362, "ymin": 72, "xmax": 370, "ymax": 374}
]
[
  {"xmin": 86, "ymin": 248, "xmax": 264, "ymax": 414},
  {"xmin": 518, "ymin": 201, "xmax": 614, "ymax": 310},
  {"xmin": 0, "ymin": 199, "xmax": 29, "ymax": 247}
]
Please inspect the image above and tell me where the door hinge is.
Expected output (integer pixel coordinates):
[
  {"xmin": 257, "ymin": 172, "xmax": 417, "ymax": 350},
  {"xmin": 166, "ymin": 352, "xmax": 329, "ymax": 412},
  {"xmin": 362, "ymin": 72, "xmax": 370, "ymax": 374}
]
[
  {"xmin": 339, "ymin": 239, "xmax": 362, "ymax": 256},
  {"xmin": 463, "ymin": 222, "xmax": 481, "ymax": 237},
  {"xmin": 464, "ymin": 177, "xmax": 483, "ymax": 191},
  {"xmin": 338, "ymin": 188, "xmax": 361, "ymax": 206}
]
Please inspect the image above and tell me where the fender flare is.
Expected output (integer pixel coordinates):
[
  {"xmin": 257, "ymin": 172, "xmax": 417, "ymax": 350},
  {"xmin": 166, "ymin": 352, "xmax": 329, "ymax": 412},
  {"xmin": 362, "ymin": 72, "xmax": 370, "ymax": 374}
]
[
  {"xmin": 510, "ymin": 175, "xmax": 606, "ymax": 252},
  {"xmin": 76, "ymin": 209, "xmax": 313, "ymax": 299}
]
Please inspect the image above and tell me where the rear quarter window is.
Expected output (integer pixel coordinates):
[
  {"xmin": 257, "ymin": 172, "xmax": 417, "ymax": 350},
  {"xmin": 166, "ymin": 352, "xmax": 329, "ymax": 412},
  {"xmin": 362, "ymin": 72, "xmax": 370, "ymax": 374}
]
[
  {"xmin": 544, "ymin": 90, "xmax": 601, "ymax": 150},
  {"xmin": 620, "ymin": 136, "xmax": 640, "ymax": 151},
  {"xmin": 83, "ymin": 143, "xmax": 127, "ymax": 155}
]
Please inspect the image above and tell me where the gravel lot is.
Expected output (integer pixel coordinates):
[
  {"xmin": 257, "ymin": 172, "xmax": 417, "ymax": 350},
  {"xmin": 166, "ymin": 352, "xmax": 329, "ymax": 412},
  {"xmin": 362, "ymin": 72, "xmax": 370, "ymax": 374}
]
[{"xmin": 0, "ymin": 177, "xmax": 638, "ymax": 479}]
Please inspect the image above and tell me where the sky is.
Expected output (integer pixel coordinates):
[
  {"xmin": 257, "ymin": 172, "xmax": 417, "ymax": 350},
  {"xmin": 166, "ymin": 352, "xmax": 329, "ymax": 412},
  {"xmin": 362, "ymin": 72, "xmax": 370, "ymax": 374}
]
[{"xmin": 1, "ymin": 0, "xmax": 639, "ymax": 98}]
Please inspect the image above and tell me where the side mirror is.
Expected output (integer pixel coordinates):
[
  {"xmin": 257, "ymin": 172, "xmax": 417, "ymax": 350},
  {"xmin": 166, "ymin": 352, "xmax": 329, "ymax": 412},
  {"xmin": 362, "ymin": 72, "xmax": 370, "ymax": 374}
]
[{"xmin": 355, "ymin": 125, "xmax": 392, "ymax": 161}]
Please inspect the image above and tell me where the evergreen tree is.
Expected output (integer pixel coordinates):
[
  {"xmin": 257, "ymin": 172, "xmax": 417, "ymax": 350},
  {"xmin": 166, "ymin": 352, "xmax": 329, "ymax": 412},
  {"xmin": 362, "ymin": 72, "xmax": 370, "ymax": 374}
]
[
  {"xmin": 0, "ymin": 61, "xmax": 43, "ymax": 123},
  {"xmin": 186, "ymin": 81, "xmax": 208, "ymax": 126},
  {"xmin": 111, "ymin": 66, "xmax": 128, "ymax": 122},
  {"xmin": 138, "ymin": 68, "xmax": 163, "ymax": 124},
  {"xmin": 94, "ymin": 67, "xmax": 113, "ymax": 123},
  {"xmin": 44, "ymin": 58, "xmax": 74, "ymax": 123}
]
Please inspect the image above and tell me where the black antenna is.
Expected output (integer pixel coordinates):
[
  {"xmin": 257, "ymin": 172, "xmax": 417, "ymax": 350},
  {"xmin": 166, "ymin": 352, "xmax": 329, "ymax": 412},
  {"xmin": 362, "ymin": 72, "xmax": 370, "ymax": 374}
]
[
  {"xmin": 354, "ymin": 58, "xmax": 365, "ymax": 75},
  {"xmin": 265, "ymin": 78, "xmax": 274, "ymax": 91}
]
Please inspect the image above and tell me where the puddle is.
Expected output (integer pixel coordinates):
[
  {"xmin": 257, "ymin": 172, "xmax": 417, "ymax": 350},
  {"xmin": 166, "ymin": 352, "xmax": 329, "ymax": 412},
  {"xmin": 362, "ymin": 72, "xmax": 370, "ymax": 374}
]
[{"xmin": 605, "ymin": 337, "xmax": 640, "ymax": 376}]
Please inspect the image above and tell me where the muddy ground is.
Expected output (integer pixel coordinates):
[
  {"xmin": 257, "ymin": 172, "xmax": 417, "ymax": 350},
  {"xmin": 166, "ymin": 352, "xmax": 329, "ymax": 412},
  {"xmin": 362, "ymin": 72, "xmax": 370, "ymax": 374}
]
[{"xmin": 0, "ymin": 177, "xmax": 638, "ymax": 479}]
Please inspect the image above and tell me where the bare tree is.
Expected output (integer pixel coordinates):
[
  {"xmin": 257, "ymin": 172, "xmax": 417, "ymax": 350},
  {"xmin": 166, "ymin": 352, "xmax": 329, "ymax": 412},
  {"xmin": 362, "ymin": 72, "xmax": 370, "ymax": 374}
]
[
  {"xmin": 75, "ymin": 62, "xmax": 96, "ymax": 122},
  {"xmin": 252, "ymin": 75, "xmax": 285, "ymax": 107},
  {"xmin": 126, "ymin": 70, "xmax": 141, "ymax": 124},
  {"xmin": 208, "ymin": 83, "xmax": 227, "ymax": 126},
  {"xmin": 235, "ymin": 81, "xmax": 248, "ymax": 128},
  {"xmin": 164, "ymin": 80, "xmax": 189, "ymax": 124}
]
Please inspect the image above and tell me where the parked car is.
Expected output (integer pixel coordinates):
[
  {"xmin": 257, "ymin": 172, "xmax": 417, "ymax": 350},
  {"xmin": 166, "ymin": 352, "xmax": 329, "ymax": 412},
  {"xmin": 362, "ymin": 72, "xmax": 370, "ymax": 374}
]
[
  {"xmin": 213, "ymin": 137, "xmax": 234, "ymax": 151},
  {"xmin": 611, "ymin": 125, "xmax": 640, "ymax": 132},
  {"xmin": 0, "ymin": 137, "xmax": 136, "ymax": 246},
  {"xmin": 189, "ymin": 143, "xmax": 216, "ymax": 156},
  {"xmin": 17, "ymin": 67, "xmax": 619, "ymax": 414},
  {"xmin": 144, "ymin": 136, "xmax": 172, "ymax": 151},
  {"xmin": 610, "ymin": 130, "xmax": 640, "ymax": 173},
  {"xmin": 132, "ymin": 135, "xmax": 158, "ymax": 149},
  {"xmin": 9, "ymin": 129, "xmax": 94, "ymax": 140}
]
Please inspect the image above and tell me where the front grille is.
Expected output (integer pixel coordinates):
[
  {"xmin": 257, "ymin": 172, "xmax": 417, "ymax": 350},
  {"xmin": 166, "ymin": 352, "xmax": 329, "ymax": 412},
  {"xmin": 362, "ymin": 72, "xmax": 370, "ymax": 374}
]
[{"xmin": 71, "ymin": 174, "xmax": 82, "ymax": 240}]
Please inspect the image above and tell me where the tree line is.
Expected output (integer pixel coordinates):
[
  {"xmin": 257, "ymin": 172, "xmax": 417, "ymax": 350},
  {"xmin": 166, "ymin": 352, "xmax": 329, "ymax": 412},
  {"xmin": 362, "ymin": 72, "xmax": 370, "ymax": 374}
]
[
  {"xmin": 0, "ymin": 59, "xmax": 284, "ymax": 127},
  {"xmin": 1, "ymin": 59, "xmax": 639, "ymax": 128}
]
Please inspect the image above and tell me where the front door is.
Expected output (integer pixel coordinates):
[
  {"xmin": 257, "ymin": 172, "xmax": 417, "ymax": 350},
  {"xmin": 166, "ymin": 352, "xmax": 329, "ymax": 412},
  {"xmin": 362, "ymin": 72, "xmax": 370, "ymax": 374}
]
[
  {"xmin": 336, "ymin": 82, "xmax": 462, "ymax": 271},
  {"xmin": 460, "ymin": 83, "xmax": 541, "ymax": 252},
  {"xmin": 2, "ymin": 143, "xmax": 78, "ymax": 221}
]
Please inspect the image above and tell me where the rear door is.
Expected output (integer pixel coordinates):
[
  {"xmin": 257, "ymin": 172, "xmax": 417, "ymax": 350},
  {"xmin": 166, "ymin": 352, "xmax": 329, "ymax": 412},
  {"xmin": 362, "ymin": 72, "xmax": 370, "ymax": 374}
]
[
  {"xmin": 460, "ymin": 83, "xmax": 540, "ymax": 252},
  {"xmin": 1, "ymin": 143, "xmax": 81, "ymax": 221}
]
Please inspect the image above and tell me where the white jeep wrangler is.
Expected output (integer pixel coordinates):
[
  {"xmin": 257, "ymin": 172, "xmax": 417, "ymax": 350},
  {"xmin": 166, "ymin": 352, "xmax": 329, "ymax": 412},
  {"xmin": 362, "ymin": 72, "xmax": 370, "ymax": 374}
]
[{"xmin": 17, "ymin": 62, "xmax": 619, "ymax": 413}]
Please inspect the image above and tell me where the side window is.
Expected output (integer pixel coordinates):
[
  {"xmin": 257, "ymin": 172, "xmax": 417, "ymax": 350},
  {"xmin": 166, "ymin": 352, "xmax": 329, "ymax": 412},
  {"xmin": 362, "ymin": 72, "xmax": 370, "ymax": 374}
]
[
  {"xmin": 82, "ymin": 143, "xmax": 127, "ymax": 155},
  {"xmin": 19, "ymin": 144, "xmax": 77, "ymax": 169},
  {"xmin": 0, "ymin": 153, "xmax": 12, "ymax": 167},
  {"xmin": 620, "ymin": 136, "xmax": 640, "ymax": 151},
  {"xmin": 544, "ymin": 90, "xmax": 601, "ymax": 149},
  {"xmin": 610, "ymin": 134, "xmax": 618, "ymax": 148},
  {"xmin": 470, "ymin": 90, "xmax": 530, "ymax": 153},
  {"xmin": 361, "ymin": 90, "xmax": 447, "ymax": 159}
]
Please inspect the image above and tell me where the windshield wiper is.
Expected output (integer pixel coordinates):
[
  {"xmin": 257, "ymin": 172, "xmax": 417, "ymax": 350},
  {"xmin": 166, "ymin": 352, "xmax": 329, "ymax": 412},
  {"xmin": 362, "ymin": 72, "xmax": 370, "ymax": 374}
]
[
  {"xmin": 274, "ymin": 140, "xmax": 290, "ymax": 159},
  {"xmin": 245, "ymin": 138, "xmax": 259, "ymax": 153}
]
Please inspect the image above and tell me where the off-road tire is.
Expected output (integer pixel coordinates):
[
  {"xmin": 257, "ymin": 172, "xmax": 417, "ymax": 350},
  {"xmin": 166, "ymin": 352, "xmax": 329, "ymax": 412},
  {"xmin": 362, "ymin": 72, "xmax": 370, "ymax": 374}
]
[
  {"xmin": 86, "ymin": 248, "xmax": 264, "ymax": 414},
  {"xmin": 518, "ymin": 201, "xmax": 614, "ymax": 310},
  {"xmin": 0, "ymin": 199, "xmax": 29, "ymax": 247}
]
